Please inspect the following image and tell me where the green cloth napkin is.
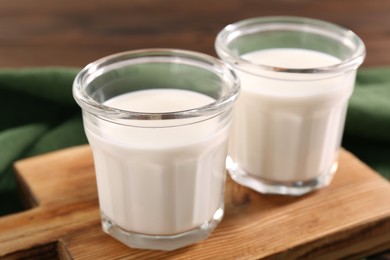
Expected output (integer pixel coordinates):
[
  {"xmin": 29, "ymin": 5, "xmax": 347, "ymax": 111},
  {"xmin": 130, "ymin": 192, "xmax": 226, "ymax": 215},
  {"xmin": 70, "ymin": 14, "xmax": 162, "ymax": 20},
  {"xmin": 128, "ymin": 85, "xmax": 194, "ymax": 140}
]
[
  {"xmin": 0, "ymin": 68, "xmax": 389, "ymax": 216},
  {"xmin": 0, "ymin": 68, "xmax": 88, "ymax": 215}
]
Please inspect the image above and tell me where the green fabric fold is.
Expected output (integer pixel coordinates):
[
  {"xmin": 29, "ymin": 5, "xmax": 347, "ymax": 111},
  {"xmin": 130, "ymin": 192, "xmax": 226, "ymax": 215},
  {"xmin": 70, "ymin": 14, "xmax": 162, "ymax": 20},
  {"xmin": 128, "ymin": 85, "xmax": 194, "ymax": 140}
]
[
  {"xmin": 0, "ymin": 67, "xmax": 389, "ymax": 216},
  {"xmin": 0, "ymin": 123, "xmax": 49, "ymax": 214},
  {"xmin": 343, "ymin": 68, "xmax": 390, "ymax": 180},
  {"xmin": 345, "ymin": 68, "xmax": 390, "ymax": 142},
  {"xmin": 0, "ymin": 68, "xmax": 79, "ymax": 106},
  {"xmin": 0, "ymin": 68, "xmax": 87, "ymax": 215},
  {"xmin": 0, "ymin": 123, "xmax": 49, "ymax": 188},
  {"xmin": 26, "ymin": 115, "xmax": 87, "ymax": 156}
]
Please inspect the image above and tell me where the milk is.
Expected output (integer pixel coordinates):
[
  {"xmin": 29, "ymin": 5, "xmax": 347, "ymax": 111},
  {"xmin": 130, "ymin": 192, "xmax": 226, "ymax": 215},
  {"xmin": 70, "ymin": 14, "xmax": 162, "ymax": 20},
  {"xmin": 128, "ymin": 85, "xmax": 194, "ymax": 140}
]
[
  {"xmin": 83, "ymin": 89, "xmax": 230, "ymax": 235},
  {"xmin": 229, "ymin": 48, "xmax": 356, "ymax": 182}
]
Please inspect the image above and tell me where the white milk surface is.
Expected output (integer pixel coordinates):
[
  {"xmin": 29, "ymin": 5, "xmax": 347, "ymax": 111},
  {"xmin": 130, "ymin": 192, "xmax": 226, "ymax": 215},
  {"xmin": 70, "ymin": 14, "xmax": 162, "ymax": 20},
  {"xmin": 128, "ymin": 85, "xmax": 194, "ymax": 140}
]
[
  {"xmin": 84, "ymin": 89, "xmax": 230, "ymax": 235},
  {"xmin": 230, "ymin": 48, "xmax": 356, "ymax": 182}
]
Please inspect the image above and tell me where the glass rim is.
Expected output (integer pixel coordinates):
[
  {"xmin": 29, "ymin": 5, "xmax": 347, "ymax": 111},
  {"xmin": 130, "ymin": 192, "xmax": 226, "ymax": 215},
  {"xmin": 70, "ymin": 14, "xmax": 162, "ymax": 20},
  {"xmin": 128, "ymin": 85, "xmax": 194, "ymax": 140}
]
[
  {"xmin": 73, "ymin": 48, "xmax": 240, "ymax": 120},
  {"xmin": 215, "ymin": 16, "xmax": 366, "ymax": 74}
]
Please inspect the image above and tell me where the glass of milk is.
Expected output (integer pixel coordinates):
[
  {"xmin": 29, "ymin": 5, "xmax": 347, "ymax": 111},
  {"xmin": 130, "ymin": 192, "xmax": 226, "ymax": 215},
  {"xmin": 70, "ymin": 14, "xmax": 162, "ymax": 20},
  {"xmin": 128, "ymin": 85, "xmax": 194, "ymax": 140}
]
[
  {"xmin": 215, "ymin": 16, "xmax": 365, "ymax": 196},
  {"xmin": 73, "ymin": 49, "xmax": 239, "ymax": 250}
]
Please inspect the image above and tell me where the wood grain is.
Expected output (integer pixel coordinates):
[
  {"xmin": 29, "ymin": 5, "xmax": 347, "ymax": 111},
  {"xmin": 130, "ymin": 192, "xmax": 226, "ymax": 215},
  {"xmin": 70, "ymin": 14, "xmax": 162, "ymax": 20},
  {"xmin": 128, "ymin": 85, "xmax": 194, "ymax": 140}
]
[
  {"xmin": 0, "ymin": 0, "xmax": 389, "ymax": 68},
  {"xmin": 0, "ymin": 145, "xmax": 389, "ymax": 259},
  {"xmin": 0, "ymin": 1, "xmax": 389, "ymax": 258}
]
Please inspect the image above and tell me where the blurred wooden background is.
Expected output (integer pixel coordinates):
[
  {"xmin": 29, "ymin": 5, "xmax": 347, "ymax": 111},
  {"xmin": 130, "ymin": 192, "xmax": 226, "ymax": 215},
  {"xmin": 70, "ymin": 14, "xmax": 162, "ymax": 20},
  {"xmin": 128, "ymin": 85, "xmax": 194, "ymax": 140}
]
[{"xmin": 0, "ymin": 0, "xmax": 389, "ymax": 68}]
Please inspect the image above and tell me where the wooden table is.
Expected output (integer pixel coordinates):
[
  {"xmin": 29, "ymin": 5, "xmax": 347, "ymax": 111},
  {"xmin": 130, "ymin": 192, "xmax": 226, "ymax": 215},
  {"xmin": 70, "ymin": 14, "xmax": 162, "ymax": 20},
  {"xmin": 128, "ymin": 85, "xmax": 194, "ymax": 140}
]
[
  {"xmin": 0, "ymin": 145, "xmax": 389, "ymax": 259},
  {"xmin": 1, "ymin": 0, "xmax": 390, "ymax": 259},
  {"xmin": 0, "ymin": 0, "xmax": 389, "ymax": 68}
]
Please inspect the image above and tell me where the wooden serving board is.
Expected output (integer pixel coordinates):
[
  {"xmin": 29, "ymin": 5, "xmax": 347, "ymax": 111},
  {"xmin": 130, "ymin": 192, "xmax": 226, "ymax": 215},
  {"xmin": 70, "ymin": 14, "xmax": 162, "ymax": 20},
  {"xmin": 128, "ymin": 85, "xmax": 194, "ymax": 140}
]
[{"xmin": 0, "ymin": 145, "xmax": 390, "ymax": 259}]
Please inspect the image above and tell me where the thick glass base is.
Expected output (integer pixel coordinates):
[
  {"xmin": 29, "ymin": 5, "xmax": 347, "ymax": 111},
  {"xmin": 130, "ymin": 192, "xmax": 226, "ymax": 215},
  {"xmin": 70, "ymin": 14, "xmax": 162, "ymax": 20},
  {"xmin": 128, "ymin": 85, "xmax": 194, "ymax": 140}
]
[
  {"xmin": 100, "ymin": 206, "xmax": 224, "ymax": 251},
  {"xmin": 227, "ymin": 157, "xmax": 337, "ymax": 196}
]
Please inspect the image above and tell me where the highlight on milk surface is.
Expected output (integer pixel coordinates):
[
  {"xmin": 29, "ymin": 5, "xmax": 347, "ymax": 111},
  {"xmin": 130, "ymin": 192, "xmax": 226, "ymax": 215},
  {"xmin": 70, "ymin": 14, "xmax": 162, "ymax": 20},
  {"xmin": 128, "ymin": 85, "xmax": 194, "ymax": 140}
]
[
  {"xmin": 215, "ymin": 16, "xmax": 365, "ymax": 196},
  {"xmin": 73, "ymin": 49, "xmax": 239, "ymax": 251}
]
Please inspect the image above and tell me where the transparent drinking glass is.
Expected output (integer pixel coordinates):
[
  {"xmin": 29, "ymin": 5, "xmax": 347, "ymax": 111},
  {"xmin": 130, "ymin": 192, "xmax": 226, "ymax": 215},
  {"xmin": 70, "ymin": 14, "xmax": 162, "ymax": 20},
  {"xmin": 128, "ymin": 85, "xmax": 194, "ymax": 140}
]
[
  {"xmin": 215, "ymin": 16, "xmax": 365, "ymax": 196},
  {"xmin": 73, "ymin": 49, "xmax": 239, "ymax": 250}
]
